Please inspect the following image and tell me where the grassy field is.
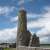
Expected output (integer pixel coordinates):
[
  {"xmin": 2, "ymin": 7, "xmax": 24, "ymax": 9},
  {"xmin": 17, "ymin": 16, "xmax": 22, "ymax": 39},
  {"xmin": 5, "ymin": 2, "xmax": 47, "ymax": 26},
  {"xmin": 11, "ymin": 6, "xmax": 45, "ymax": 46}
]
[
  {"xmin": 4, "ymin": 48, "xmax": 16, "ymax": 50},
  {"xmin": 40, "ymin": 44, "xmax": 50, "ymax": 48},
  {"xmin": 3, "ymin": 45, "xmax": 50, "ymax": 50},
  {"xmin": 40, "ymin": 46, "xmax": 50, "ymax": 48},
  {"xmin": 4, "ymin": 48, "xmax": 10, "ymax": 50}
]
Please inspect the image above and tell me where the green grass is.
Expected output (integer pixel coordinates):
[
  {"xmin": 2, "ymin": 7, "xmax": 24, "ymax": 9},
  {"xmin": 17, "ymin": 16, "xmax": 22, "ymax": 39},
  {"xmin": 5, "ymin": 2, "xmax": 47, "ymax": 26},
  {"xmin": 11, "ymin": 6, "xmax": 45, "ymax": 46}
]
[
  {"xmin": 40, "ymin": 46, "xmax": 50, "ymax": 48},
  {"xmin": 4, "ymin": 48, "xmax": 16, "ymax": 50},
  {"xmin": 9, "ymin": 48, "xmax": 16, "ymax": 50},
  {"xmin": 4, "ymin": 48, "xmax": 10, "ymax": 50}
]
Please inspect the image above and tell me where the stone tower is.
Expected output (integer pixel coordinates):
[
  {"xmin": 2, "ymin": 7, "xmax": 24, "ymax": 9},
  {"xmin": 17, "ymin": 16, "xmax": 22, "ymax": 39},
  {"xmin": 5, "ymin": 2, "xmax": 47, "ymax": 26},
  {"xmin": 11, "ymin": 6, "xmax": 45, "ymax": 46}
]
[
  {"xmin": 16, "ymin": 10, "xmax": 31, "ymax": 47},
  {"xmin": 18, "ymin": 10, "xmax": 27, "ymax": 32}
]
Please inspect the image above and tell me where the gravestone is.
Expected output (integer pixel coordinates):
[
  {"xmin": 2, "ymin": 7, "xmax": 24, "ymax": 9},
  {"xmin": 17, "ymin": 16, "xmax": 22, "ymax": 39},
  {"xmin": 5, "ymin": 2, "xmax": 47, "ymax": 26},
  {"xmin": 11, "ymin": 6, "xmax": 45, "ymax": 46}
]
[{"xmin": 0, "ymin": 48, "xmax": 4, "ymax": 50}]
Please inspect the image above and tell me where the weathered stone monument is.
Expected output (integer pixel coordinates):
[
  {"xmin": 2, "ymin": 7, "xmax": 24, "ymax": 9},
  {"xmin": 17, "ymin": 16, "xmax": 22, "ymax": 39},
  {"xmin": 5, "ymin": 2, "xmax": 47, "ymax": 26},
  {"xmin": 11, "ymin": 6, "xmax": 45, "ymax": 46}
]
[{"xmin": 16, "ymin": 10, "xmax": 31, "ymax": 47}]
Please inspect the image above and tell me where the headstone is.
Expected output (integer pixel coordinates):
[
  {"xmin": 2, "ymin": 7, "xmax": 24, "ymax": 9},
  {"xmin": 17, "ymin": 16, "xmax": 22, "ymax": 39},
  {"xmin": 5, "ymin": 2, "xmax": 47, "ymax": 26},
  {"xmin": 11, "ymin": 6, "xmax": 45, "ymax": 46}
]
[{"xmin": 0, "ymin": 48, "xmax": 4, "ymax": 50}]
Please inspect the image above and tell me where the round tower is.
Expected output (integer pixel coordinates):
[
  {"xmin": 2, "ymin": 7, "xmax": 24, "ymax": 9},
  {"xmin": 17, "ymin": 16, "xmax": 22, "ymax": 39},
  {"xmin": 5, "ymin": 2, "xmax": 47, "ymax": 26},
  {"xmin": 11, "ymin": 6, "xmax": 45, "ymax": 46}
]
[{"xmin": 18, "ymin": 10, "xmax": 27, "ymax": 33}]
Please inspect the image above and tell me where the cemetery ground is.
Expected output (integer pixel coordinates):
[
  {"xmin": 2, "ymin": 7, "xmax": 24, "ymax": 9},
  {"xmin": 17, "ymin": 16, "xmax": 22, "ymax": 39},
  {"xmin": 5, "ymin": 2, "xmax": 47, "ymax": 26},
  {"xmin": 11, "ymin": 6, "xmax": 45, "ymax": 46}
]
[{"xmin": 4, "ymin": 48, "xmax": 16, "ymax": 50}]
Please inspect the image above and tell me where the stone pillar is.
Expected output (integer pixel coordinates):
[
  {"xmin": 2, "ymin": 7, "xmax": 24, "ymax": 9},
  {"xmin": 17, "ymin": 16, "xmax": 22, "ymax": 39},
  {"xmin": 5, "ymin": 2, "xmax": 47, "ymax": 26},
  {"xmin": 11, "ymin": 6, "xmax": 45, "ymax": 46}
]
[{"xmin": 16, "ymin": 10, "xmax": 31, "ymax": 47}]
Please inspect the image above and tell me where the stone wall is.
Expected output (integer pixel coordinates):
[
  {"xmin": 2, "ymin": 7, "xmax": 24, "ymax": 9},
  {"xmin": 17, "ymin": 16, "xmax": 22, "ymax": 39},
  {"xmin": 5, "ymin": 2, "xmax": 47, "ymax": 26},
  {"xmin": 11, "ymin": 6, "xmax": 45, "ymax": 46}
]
[{"xmin": 16, "ymin": 47, "xmax": 50, "ymax": 50}]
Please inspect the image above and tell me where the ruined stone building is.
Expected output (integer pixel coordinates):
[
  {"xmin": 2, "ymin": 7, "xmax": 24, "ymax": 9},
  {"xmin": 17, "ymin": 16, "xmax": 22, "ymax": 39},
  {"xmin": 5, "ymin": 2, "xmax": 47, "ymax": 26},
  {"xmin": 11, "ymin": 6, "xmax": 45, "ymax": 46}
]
[
  {"xmin": 31, "ymin": 33, "xmax": 40, "ymax": 47},
  {"xmin": 16, "ymin": 10, "xmax": 40, "ymax": 47}
]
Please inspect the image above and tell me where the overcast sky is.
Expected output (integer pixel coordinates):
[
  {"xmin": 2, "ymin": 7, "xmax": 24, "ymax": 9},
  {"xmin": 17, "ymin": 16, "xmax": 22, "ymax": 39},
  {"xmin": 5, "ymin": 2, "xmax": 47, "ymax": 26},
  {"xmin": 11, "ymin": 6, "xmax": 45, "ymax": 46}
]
[{"xmin": 0, "ymin": 0, "xmax": 50, "ymax": 44}]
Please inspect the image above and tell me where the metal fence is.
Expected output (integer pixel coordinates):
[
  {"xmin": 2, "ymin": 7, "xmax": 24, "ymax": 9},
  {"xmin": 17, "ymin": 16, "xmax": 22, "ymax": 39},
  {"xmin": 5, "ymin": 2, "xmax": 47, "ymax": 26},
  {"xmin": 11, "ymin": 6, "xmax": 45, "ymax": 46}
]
[{"xmin": 16, "ymin": 47, "xmax": 50, "ymax": 50}]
